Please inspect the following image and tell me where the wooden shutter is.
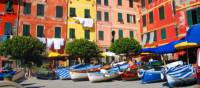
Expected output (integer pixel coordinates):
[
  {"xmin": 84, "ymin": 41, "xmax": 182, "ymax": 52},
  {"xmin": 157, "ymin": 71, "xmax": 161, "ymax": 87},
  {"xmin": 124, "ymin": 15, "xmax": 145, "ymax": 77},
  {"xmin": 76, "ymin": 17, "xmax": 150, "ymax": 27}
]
[
  {"xmin": 97, "ymin": 11, "xmax": 101, "ymax": 21},
  {"xmin": 4, "ymin": 22, "xmax": 12, "ymax": 35},
  {"xmin": 118, "ymin": 29, "xmax": 123, "ymax": 38},
  {"xmin": 127, "ymin": 14, "xmax": 130, "ymax": 23},
  {"xmin": 56, "ymin": 6, "xmax": 63, "ymax": 18},
  {"xmin": 161, "ymin": 28, "xmax": 166, "ymax": 40},
  {"xmin": 70, "ymin": 8, "xmax": 76, "ymax": 17},
  {"xmin": 37, "ymin": 25, "xmax": 44, "ymax": 37},
  {"xmin": 142, "ymin": 15, "xmax": 146, "ymax": 26},
  {"xmin": 154, "ymin": 30, "xmax": 157, "ymax": 41},
  {"xmin": 23, "ymin": 3, "xmax": 31, "ymax": 14},
  {"xmin": 118, "ymin": 13, "xmax": 123, "ymax": 22},
  {"xmin": 130, "ymin": 31, "xmax": 134, "ymax": 38},
  {"xmin": 69, "ymin": 28, "xmax": 75, "ymax": 39},
  {"xmin": 118, "ymin": 0, "xmax": 122, "ymax": 5},
  {"xmin": 97, "ymin": 0, "xmax": 101, "ymax": 5},
  {"xmin": 85, "ymin": 30, "xmax": 90, "ymax": 40},
  {"xmin": 149, "ymin": 11, "xmax": 154, "ymax": 24},
  {"xmin": 141, "ymin": 0, "xmax": 145, "ymax": 8},
  {"xmin": 104, "ymin": 12, "xmax": 109, "ymax": 21},
  {"xmin": 99, "ymin": 31, "xmax": 104, "ymax": 40},
  {"xmin": 37, "ymin": 4, "xmax": 44, "ymax": 16},
  {"xmin": 23, "ymin": 24, "xmax": 30, "ymax": 36},
  {"xmin": 55, "ymin": 27, "xmax": 61, "ymax": 38},
  {"xmin": 85, "ymin": 9, "xmax": 90, "ymax": 18},
  {"xmin": 186, "ymin": 10, "xmax": 193, "ymax": 27},
  {"xmin": 159, "ymin": 6, "xmax": 165, "ymax": 20},
  {"xmin": 104, "ymin": 0, "xmax": 108, "ymax": 6}
]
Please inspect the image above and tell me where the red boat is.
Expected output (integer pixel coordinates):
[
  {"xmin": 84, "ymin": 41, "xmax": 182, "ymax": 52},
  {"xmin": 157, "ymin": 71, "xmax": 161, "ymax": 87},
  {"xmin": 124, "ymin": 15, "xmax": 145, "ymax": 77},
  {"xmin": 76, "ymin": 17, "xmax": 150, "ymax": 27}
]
[{"xmin": 121, "ymin": 64, "xmax": 139, "ymax": 81}]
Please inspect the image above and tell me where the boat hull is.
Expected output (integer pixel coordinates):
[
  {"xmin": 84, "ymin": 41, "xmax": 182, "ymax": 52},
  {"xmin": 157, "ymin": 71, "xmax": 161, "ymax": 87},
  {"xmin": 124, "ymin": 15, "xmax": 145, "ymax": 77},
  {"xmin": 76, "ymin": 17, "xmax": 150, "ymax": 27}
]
[
  {"xmin": 69, "ymin": 71, "xmax": 88, "ymax": 81},
  {"xmin": 141, "ymin": 70, "xmax": 163, "ymax": 83},
  {"xmin": 88, "ymin": 72, "xmax": 119, "ymax": 82}
]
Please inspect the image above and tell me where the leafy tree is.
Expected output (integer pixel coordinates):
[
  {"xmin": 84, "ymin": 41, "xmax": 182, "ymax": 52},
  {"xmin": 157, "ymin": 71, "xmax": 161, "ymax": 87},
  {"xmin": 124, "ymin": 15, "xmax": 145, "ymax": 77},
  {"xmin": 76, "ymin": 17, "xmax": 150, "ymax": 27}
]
[
  {"xmin": 65, "ymin": 39, "xmax": 100, "ymax": 63},
  {"xmin": 0, "ymin": 36, "xmax": 46, "ymax": 67},
  {"xmin": 109, "ymin": 38, "xmax": 142, "ymax": 56}
]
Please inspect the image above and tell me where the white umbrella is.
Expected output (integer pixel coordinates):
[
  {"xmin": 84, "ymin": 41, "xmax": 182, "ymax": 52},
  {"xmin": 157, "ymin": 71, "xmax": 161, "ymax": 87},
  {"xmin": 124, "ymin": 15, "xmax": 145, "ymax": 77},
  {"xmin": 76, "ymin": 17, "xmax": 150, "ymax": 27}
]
[{"xmin": 105, "ymin": 51, "xmax": 116, "ymax": 57}]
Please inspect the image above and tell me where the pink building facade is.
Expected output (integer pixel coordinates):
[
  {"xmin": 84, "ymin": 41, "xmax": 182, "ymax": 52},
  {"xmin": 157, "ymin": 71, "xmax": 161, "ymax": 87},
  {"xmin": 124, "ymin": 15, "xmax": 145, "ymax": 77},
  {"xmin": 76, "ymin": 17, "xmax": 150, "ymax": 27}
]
[{"xmin": 96, "ymin": 0, "xmax": 141, "ymax": 51}]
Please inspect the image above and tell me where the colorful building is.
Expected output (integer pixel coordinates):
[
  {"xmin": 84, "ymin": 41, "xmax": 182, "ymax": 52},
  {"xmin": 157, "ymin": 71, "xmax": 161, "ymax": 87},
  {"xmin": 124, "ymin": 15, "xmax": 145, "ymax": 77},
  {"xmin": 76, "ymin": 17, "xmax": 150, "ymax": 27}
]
[
  {"xmin": 139, "ymin": 0, "xmax": 200, "ymax": 48},
  {"xmin": 18, "ymin": 0, "xmax": 67, "ymax": 53},
  {"xmin": 0, "ymin": 0, "xmax": 19, "ymax": 40},
  {"xmin": 96, "ymin": 0, "xmax": 141, "ymax": 51},
  {"xmin": 67, "ymin": 0, "xmax": 96, "ymax": 42}
]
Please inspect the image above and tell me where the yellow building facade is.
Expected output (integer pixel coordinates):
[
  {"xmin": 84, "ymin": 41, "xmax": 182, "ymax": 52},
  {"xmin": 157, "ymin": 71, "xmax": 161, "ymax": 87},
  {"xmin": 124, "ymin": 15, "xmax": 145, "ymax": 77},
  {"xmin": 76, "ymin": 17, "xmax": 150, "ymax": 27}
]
[{"xmin": 67, "ymin": 0, "xmax": 96, "ymax": 41}]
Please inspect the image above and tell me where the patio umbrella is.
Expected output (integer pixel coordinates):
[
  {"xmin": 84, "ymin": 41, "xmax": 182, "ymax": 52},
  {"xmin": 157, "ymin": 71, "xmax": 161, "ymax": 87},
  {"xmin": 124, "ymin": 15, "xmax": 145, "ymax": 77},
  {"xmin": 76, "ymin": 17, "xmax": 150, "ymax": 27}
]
[
  {"xmin": 104, "ymin": 51, "xmax": 116, "ymax": 57},
  {"xmin": 48, "ymin": 52, "xmax": 67, "ymax": 58}
]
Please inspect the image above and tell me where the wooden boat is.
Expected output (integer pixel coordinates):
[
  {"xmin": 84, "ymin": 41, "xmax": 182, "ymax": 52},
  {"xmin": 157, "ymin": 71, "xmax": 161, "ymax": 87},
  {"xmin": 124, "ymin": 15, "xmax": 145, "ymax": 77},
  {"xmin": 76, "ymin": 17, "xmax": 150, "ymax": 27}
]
[
  {"xmin": 70, "ymin": 64, "xmax": 102, "ymax": 81},
  {"xmin": 166, "ymin": 64, "xmax": 196, "ymax": 87},
  {"xmin": 121, "ymin": 64, "xmax": 139, "ymax": 81},
  {"xmin": 88, "ymin": 63, "xmax": 128, "ymax": 82}
]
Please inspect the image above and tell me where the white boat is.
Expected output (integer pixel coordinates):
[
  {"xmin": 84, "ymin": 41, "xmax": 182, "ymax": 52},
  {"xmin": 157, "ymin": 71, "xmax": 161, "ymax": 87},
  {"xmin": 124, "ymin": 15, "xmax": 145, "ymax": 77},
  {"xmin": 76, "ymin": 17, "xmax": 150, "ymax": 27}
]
[{"xmin": 87, "ymin": 71, "xmax": 119, "ymax": 82}]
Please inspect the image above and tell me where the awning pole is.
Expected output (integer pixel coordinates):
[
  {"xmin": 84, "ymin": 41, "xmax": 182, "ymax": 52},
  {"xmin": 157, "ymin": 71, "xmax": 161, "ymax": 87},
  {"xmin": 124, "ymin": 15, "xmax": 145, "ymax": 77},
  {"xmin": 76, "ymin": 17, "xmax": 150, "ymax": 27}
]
[{"xmin": 161, "ymin": 55, "xmax": 167, "ymax": 69}]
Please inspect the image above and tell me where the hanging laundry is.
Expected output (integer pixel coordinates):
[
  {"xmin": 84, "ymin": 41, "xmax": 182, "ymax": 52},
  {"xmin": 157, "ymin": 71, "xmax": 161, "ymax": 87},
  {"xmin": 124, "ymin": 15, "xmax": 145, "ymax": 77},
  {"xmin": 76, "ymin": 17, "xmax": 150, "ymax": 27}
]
[
  {"xmin": 37, "ymin": 37, "xmax": 46, "ymax": 44},
  {"xmin": 53, "ymin": 38, "xmax": 61, "ymax": 50},
  {"xmin": 73, "ymin": 17, "xmax": 84, "ymax": 24},
  {"xmin": 60, "ymin": 38, "xmax": 64, "ymax": 46},
  {"xmin": 83, "ymin": 18, "xmax": 93, "ymax": 27},
  {"xmin": 47, "ymin": 38, "xmax": 54, "ymax": 48}
]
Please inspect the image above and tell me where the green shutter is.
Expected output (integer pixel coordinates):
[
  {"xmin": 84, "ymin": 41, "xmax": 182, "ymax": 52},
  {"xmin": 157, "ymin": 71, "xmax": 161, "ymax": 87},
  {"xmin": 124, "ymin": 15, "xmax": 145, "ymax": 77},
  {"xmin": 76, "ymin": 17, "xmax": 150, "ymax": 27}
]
[
  {"xmin": 104, "ymin": 0, "xmax": 108, "ymax": 6},
  {"xmin": 56, "ymin": 6, "xmax": 63, "ymax": 18},
  {"xmin": 97, "ymin": 11, "xmax": 101, "ymax": 21},
  {"xmin": 23, "ymin": 24, "xmax": 30, "ymax": 36},
  {"xmin": 133, "ymin": 15, "xmax": 136, "ymax": 23},
  {"xmin": 127, "ymin": 14, "xmax": 130, "ymax": 23},
  {"xmin": 146, "ymin": 32, "xmax": 150, "ymax": 43},
  {"xmin": 148, "ymin": 0, "xmax": 152, "ymax": 4},
  {"xmin": 129, "ymin": 0, "xmax": 133, "ymax": 7},
  {"xmin": 118, "ymin": 29, "xmax": 123, "ymax": 38},
  {"xmin": 186, "ymin": 10, "xmax": 193, "ymax": 27},
  {"xmin": 97, "ymin": 0, "xmax": 101, "ymax": 5},
  {"xmin": 161, "ymin": 28, "xmax": 166, "ymax": 40},
  {"xmin": 55, "ymin": 27, "xmax": 61, "ymax": 38},
  {"xmin": 23, "ymin": 3, "xmax": 31, "ymax": 14},
  {"xmin": 172, "ymin": 0, "xmax": 176, "ymax": 15},
  {"xmin": 5, "ymin": 0, "xmax": 13, "ymax": 12},
  {"xmin": 85, "ymin": 30, "xmax": 90, "ymax": 40},
  {"xmin": 154, "ymin": 30, "xmax": 157, "ymax": 41},
  {"xmin": 196, "ymin": 7, "xmax": 200, "ymax": 23},
  {"xmin": 70, "ymin": 8, "xmax": 76, "ymax": 17},
  {"xmin": 149, "ymin": 11, "xmax": 154, "ymax": 24},
  {"xmin": 142, "ymin": 15, "xmax": 146, "ymax": 26},
  {"xmin": 159, "ymin": 6, "xmax": 165, "ymax": 20},
  {"xmin": 118, "ymin": 13, "xmax": 123, "ymax": 22},
  {"xmin": 141, "ymin": 0, "xmax": 145, "ymax": 8},
  {"xmin": 4, "ymin": 22, "xmax": 12, "ymax": 35},
  {"xmin": 85, "ymin": 9, "xmax": 90, "ymax": 18},
  {"xmin": 69, "ymin": 28, "xmax": 75, "ymax": 39},
  {"xmin": 37, "ymin": 25, "xmax": 44, "ymax": 37},
  {"xmin": 118, "ymin": 0, "xmax": 122, "ymax": 5},
  {"xmin": 99, "ymin": 31, "xmax": 104, "ymax": 40},
  {"xmin": 104, "ymin": 12, "xmax": 109, "ymax": 21},
  {"xmin": 130, "ymin": 31, "xmax": 134, "ymax": 38},
  {"xmin": 37, "ymin": 4, "xmax": 44, "ymax": 16}
]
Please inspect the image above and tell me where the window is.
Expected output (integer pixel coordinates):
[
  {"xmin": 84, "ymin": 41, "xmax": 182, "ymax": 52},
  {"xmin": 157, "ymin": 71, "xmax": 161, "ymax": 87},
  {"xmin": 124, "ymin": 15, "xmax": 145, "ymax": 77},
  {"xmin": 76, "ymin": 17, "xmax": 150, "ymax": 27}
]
[
  {"xmin": 118, "ymin": 13, "xmax": 123, "ymax": 22},
  {"xmin": 130, "ymin": 31, "xmax": 134, "ymax": 38},
  {"xmin": 37, "ymin": 25, "xmax": 44, "ymax": 37},
  {"xmin": 85, "ymin": 30, "xmax": 90, "ymax": 40},
  {"xmin": 146, "ymin": 32, "xmax": 150, "ymax": 43},
  {"xmin": 97, "ymin": 0, "xmax": 101, "ymax": 5},
  {"xmin": 55, "ymin": 27, "xmax": 61, "ymax": 38},
  {"xmin": 159, "ymin": 6, "xmax": 165, "ymax": 20},
  {"xmin": 127, "ymin": 14, "xmax": 134, "ymax": 23},
  {"xmin": 97, "ymin": 11, "xmax": 101, "ymax": 21},
  {"xmin": 141, "ymin": 0, "xmax": 145, "ymax": 8},
  {"xmin": 186, "ymin": 7, "xmax": 200, "ymax": 27},
  {"xmin": 118, "ymin": 29, "xmax": 123, "ymax": 38},
  {"xmin": 5, "ymin": 0, "xmax": 14, "ymax": 12},
  {"xmin": 23, "ymin": 3, "xmax": 31, "ymax": 14},
  {"xmin": 161, "ymin": 28, "xmax": 166, "ymax": 40},
  {"xmin": 154, "ymin": 30, "xmax": 157, "ymax": 41},
  {"xmin": 37, "ymin": 4, "xmax": 44, "ymax": 16},
  {"xmin": 85, "ymin": 9, "xmax": 90, "ymax": 18},
  {"xmin": 142, "ymin": 15, "xmax": 146, "ymax": 27},
  {"xmin": 70, "ymin": 8, "xmax": 76, "ymax": 17},
  {"xmin": 56, "ymin": 6, "xmax": 63, "ymax": 18},
  {"xmin": 4, "ymin": 22, "xmax": 12, "ymax": 35},
  {"xmin": 118, "ymin": 0, "xmax": 122, "ymax": 6},
  {"xmin": 104, "ymin": 12, "xmax": 109, "ymax": 21},
  {"xmin": 23, "ymin": 24, "xmax": 30, "ymax": 36},
  {"xmin": 99, "ymin": 31, "xmax": 104, "ymax": 40},
  {"xmin": 104, "ymin": 0, "xmax": 108, "ymax": 6},
  {"xmin": 129, "ymin": 0, "xmax": 133, "ymax": 8},
  {"xmin": 148, "ymin": 0, "xmax": 152, "ymax": 4},
  {"xmin": 174, "ymin": 25, "xmax": 179, "ymax": 37},
  {"xmin": 69, "ymin": 28, "xmax": 75, "ymax": 39},
  {"xmin": 149, "ymin": 11, "xmax": 154, "ymax": 24}
]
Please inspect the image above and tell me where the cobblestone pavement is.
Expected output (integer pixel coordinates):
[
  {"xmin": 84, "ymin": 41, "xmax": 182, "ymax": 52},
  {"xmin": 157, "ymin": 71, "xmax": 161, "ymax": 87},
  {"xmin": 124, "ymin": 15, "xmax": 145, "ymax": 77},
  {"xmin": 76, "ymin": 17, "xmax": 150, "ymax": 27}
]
[{"xmin": 20, "ymin": 78, "xmax": 198, "ymax": 88}]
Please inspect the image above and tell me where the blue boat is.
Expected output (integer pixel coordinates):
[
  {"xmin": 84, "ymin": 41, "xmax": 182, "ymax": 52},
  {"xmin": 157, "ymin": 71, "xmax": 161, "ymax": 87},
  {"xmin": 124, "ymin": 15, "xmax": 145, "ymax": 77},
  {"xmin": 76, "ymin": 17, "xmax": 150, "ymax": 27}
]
[{"xmin": 140, "ymin": 69, "xmax": 163, "ymax": 83}]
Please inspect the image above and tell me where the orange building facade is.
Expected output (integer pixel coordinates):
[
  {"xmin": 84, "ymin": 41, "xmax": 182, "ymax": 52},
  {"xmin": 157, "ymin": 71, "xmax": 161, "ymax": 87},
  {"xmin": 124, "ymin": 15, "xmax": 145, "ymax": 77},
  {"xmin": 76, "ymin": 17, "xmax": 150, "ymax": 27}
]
[{"xmin": 18, "ymin": 0, "xmax": 67, "ymax": 53}]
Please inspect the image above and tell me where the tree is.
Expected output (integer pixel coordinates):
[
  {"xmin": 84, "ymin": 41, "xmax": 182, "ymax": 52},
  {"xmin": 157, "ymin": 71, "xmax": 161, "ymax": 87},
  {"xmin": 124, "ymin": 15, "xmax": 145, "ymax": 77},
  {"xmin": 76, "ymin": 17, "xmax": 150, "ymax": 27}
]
[
  {"xmin": 0, "ymin": 36, "xmax": 45, "ymax": 67},
  {"xmin": 109, "ymin": 38, "xmax": 142, "ymax": 56},
  {"xmin": 65, "ymin": 39, "xmax": 100, "ymax": 63}
]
